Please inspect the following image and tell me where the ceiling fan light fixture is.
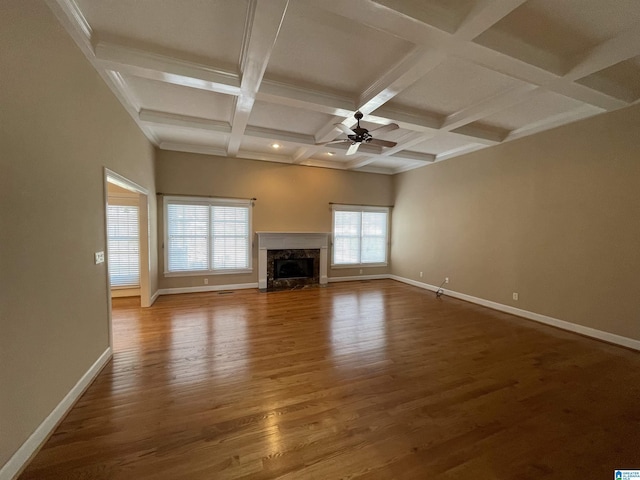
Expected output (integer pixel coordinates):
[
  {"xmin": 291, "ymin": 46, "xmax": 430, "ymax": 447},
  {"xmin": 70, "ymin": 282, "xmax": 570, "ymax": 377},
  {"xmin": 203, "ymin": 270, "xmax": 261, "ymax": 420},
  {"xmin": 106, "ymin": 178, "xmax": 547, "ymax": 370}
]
[{"xmin": 318, "ymin": 111, "xmax": 399, "ymax": 155}]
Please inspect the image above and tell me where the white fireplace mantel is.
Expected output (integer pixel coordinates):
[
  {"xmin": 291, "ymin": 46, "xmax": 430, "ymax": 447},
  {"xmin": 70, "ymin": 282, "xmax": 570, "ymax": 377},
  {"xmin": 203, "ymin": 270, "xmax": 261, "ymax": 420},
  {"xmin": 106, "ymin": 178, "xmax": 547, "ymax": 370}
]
[{"xmin": 257, "ymin": 232, "xmax": 330, "ymax": 290}]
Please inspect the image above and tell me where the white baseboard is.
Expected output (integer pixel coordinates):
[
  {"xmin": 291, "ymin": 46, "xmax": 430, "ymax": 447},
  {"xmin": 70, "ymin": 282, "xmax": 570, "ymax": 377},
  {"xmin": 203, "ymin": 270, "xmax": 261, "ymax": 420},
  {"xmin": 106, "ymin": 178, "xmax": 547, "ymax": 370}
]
[
  {"xmin": 149, "ymin": 290, "xmax": 160, "ymax": 305},
  {"xmin": 328, "ymin": 274, "xmax": 390, "ymax": 283},
  {"xmin": 0, "ymin": 347, "xmax": 112, "ymax": 480},
  {"xmin": 158, "ymin": 282, "xmax": 259, "ymax": 296},
  {"xmin": 389, "ymin": 275, "xmax": 640, "ymax": 351},
  {"xmin": 110, "ymin": 288, "xmax": 140, "ymax": 298}
]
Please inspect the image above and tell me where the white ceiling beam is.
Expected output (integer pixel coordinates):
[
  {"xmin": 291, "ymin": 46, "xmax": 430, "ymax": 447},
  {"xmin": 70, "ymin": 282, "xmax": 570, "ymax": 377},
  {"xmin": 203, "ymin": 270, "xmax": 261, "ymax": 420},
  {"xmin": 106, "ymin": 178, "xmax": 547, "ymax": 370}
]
[
  {"xmin": 227, "ymin": 0, "xmax": 289, "ymax": 156},
  {"xmin": 449, "ymin": 124, "xmax": 506, "ymax": 144},
  {"xmin": 258, "ymin": 80, "xmax": 355, "ymax": 117},
  {"xmin": 358, "ymin": 46, "xmax": 446, "ymax": 114},
  {"xmin": 159, "ymin": 142, "xmax": 228, "ymax": 157},
  {"xmin": 292, "ymin": 147, "xmax": 315, "ymax": 164},
  {"xmin": 94, "ymin": 42, "xmax": 241, "ymax": 96},
  {"xmin": 314, "ymin": 116, "xmax": 351, "ymax": 144},
  {"xmin": 377, "ymin": 131, "xmax": 430, "ymax": 157},
  {"xmin": 454, "ymin": 0, "xmax": 528, "ymax": 41},
  {"xmin": 46, "ymin": 0, "xmax": 93, "ymax": 55},
  {"xmin": 244, "ymin": 126, "xmax": 315, "ymax": 146},
  {"xmin": 456, "ymin": 40, "xmax": 628, "ymax": 111},
  {"xmin": 345, "ymin": 156, "xmax": 377, "ymax": 170},
  {"xmin": 139, "ymin": 110, "xmax": 231, "ymax": 134},
  {"xmin": 504, "ymin": 105, "xmax": 601, "ymax": 142},
  {"xmin": 299, "ymin": 158, "xmax": 350, "ymax": 170},
  {"xmin": 315, "ymin": 0, "xmax": 450, "ymax": 47},
  {"xmin": 565, "ymin": 25, "xmax": 640, "ymax": 81},
  {"xmin": 389, "ymin": 151, "xmax": 436, "ymax": 163},
  {"xmin": 371, "ymin": 0, "xmax": 459, "ymax": 33},
  {"xmin": 237, "ymin": 150, "xmax": 294, "ymax": 164},
  {"xmin": 364, "ymin": 107, "xmax": 443, "ymax": 132},
  {"xmin": 442, "ymin": 85, "xmax": 541, "ymax": 130},
  {"xmin": 435, "ymin": 144, "xmax": 487, "ymax": 161}
]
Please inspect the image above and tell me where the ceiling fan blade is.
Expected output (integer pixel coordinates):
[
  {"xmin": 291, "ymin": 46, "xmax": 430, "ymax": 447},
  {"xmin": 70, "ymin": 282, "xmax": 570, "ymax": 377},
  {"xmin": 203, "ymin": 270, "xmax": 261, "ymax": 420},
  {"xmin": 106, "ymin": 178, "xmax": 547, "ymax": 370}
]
[
  {"xmin": 368, "ymin": 138, "xmax": 397, "ymax": 148},
  {"xmin": 335, "ymin": 123, "xmax": 355, "ymax": 135},
  {"xmin": 316, "ymin": 139, "xmax": 348, "ymax": 146},
  {"xmin": 346, "ymin": 142, "xmax": 360, "ymax": 156},
  {"xmin": 369, "ymin": 123, "xmax": 399, "ymax": 135}
]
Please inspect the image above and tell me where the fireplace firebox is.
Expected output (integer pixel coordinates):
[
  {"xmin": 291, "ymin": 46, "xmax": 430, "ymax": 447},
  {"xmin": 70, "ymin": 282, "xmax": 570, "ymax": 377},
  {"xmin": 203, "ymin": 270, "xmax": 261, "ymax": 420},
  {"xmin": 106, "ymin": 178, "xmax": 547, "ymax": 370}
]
[
  {"xmin": 266, "ymin": 248, "xmax": 320, "ymax": 291},
  {"xmin": 274, "ymin": 258, "xmax": 314, "ymax": 279}
]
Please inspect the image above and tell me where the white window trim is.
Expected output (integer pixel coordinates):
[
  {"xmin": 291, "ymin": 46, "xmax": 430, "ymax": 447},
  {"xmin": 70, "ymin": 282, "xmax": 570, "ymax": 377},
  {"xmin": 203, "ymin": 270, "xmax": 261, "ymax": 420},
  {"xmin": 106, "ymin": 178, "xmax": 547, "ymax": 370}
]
[
  {"xmin": 331, "ymin": 204, "xmax": 390, "ymax": 268},
  {"xmin": 163, "ymin": 195, "xmax": 253, "ymax": 276}
]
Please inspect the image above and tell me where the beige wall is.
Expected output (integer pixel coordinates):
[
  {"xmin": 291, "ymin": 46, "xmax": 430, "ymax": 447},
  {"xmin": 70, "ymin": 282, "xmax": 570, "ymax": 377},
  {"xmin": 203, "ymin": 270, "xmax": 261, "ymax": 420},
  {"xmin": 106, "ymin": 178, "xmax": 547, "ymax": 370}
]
[
  {"xmin": 155, "ymin": 150, "xmax": 394, "ymax": 289},
  {"xmin": 392, "ymin": 104, "xmax": 640, "ymax": 341},
  {"xmin": 0, "ymin": 0, "xmax": 157, "ymax": 469}
]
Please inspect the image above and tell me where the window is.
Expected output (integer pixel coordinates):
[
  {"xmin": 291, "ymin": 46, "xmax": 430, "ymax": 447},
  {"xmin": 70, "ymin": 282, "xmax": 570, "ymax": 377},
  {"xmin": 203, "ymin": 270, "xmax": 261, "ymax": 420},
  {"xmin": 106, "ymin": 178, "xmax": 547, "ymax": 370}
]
[
  {"xmin": 164, "ymin": 196, "xmax": 251, "ymax": 275},
  {"xmin": 332, "ymin": 205, "xmax": 389, "ymax": 266},
  {"xmin": 107, "ymin": 202, "xmax": 140, "ymax": 287}
]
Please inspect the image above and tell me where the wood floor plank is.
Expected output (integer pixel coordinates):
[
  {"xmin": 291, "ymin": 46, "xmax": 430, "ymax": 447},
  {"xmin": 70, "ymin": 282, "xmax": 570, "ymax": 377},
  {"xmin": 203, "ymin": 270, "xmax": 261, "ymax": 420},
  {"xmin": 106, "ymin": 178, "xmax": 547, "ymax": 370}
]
[{"xmin": 19, "ymin": 280, "xmax": 640, "ymax": 479}]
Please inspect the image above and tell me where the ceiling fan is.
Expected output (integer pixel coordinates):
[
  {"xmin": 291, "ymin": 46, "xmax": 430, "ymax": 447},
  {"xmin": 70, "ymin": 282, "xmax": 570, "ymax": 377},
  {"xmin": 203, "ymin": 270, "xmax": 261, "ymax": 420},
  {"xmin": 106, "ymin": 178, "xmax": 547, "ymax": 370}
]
[{"xmin": 318, "ymin": 111, "xmax": 399, "ymax": 155}]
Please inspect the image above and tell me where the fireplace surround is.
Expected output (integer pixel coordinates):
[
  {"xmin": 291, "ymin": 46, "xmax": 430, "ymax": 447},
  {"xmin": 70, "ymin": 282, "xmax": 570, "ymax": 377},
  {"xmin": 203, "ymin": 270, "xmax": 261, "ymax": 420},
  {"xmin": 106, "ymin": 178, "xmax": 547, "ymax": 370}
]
[{"xmin": 257, "ymin": 232, "xmax": 330, "ymax": 291}]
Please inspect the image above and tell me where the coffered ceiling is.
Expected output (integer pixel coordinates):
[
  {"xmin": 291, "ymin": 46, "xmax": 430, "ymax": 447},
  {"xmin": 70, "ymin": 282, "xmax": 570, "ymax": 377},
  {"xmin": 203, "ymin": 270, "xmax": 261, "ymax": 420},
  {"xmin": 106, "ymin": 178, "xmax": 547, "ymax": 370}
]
[{"xmin": 47, "ymin": 0, "xmax": 640, "ymax": 174}]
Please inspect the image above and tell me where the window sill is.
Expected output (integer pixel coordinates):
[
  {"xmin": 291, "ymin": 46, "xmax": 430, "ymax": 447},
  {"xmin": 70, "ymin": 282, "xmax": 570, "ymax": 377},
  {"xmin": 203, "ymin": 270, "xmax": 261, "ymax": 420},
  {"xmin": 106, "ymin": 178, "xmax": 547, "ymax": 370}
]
[{"xmin": 164, "ymin": 268, "xmax": 253, "ymax": 277}]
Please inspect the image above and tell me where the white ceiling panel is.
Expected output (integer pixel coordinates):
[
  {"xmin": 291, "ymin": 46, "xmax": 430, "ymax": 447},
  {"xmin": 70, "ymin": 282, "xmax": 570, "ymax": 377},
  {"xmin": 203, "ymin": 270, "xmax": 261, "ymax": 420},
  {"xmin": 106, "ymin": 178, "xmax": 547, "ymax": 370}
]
[
  {"xmin": 577, "ymin": 56, "xmax": 640, "ymax": 103},
  {"xmin": 265, "ymin": 1, "xmax": 414, "ymax": 95},
  {"xmin": 412, "ymin": 134, "xmax": 477, "ymax": 155},
  {"xmin": 475, "ymin": 0, "xmax": 640, "ymax": 69},
  {"xmin": 240, "ymin": 137, "xmax": 297, "ymax": 157},
  {"xmin": 389, "ymin": 58, "xmax": 529, "ymax": 116},
  {"xmin": 248, "ymin": 102, "xmax": 332, "ymax": 136},
  {"xmin": 52, "ymin": 0, "xmax": 640, "ymax": 174},
  {"xmin": 481, "ymin": 92, "xmax": 586, "ymax": 131},
  {"xmin": 75, "ymin": 0, "xmax": 249, "ymax": 68},
  {"xmin": 123, "ymin": 75, "xmax": 234, "ymax": 122}
]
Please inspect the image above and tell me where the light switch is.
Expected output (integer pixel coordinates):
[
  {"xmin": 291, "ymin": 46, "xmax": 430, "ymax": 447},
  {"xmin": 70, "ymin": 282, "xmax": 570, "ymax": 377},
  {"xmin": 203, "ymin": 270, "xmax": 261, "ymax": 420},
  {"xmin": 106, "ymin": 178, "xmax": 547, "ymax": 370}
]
[{"xmin": 95, "ymin": 251, "xmax": 105, "ymax": 264}]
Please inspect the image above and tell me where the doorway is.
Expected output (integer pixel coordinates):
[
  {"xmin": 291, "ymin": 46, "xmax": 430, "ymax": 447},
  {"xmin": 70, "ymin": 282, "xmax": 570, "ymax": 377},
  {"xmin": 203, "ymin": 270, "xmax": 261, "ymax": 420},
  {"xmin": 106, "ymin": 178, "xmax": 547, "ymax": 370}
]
[{"xmin": 104, "ymin": 169, "xmax": 151, "ymax": 309}]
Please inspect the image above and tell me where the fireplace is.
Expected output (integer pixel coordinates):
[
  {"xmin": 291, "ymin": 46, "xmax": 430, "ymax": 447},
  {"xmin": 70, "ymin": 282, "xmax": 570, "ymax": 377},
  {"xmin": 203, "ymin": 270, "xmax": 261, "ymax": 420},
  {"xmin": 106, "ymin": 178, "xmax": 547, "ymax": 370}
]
[
  {"xmin": 267, "ymin": 249, "xmax": 319, "ymax": 290},
  {"xmin": 257, "ymin": 232, "xmax": 330, "ymax": 292}
]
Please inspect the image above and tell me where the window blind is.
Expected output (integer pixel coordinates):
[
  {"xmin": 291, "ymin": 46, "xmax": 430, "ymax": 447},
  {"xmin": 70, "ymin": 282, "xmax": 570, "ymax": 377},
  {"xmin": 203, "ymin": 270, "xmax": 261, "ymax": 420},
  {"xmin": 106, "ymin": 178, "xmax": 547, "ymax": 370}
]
[
  {"xmin": 107, "ymin": 204, "xmax": 140, "ymax": 287},
  {"xmin": 333, "ymin": 206, "xmax": 388, "ymax": 265},
  {"xmin": 165, "ymin": 197, "xmax": 251, "ymax": 274}
]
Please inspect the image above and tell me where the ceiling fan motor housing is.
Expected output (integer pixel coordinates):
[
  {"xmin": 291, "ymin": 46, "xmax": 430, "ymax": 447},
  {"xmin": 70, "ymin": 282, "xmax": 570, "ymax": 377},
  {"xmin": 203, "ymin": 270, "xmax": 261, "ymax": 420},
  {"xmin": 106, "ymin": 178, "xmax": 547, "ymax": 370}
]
[{"xmin": 350, "ymin": 111, "xmax": 373, "ymax": 143}]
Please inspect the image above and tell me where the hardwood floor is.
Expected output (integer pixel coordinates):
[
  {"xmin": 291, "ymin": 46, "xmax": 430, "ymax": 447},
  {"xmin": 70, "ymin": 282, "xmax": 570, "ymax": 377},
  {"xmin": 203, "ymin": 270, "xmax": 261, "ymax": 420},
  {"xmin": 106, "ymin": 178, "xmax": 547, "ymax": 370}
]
[{"xmin": 19, "ymin": 280, "xmax": 640, "ymax": 479}]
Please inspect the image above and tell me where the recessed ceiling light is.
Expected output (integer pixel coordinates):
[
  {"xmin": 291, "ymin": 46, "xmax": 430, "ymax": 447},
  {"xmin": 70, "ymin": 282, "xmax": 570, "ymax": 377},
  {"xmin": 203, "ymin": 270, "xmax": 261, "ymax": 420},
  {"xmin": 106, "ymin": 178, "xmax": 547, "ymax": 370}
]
[
  {"xmin": 271, "ymin": 143, "xmax": 280, "ymax": 149},
  {"xmin": 327, "ymin": 152, "xmax": 334, "ymax": 156}
]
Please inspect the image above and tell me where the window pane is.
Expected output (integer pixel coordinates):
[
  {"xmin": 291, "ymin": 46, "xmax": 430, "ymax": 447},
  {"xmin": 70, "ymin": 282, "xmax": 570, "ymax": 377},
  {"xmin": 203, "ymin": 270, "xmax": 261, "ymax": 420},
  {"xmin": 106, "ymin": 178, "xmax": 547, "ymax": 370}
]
[
  {"xmin": 107, "ymin": 205, "xmax": 140, "ymax": 287},
  {"xmin": 211, "ymin": 206, "xmax": 249, "ymax": 270},
  {"xmin": 361, "ymin": 236, "xmax": 386, "ymax": 263},
  {"xmin": 333, "ymin": 209, "xmax": 388, "ymax": 265},
  {"xmin": 167, "ymin": 204, "xmax": 209, "ymax": 272},
  {"xmin": 334, "ymin": 236, "xmax": 360, "ymax": 264},
  {"xmin": 333, "ymin": 211, "xmax": 361, "ymax": 264},
  {"xmin": 361, "ymin": 211, "xmax": 387, "ymax": 263}
]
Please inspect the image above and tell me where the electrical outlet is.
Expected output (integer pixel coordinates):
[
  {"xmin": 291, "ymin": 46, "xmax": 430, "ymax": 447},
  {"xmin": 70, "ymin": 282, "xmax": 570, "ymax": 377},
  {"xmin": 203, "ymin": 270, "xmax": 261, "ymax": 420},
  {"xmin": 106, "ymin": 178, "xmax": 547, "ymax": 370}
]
[
  {"xmin": 95, "ymin": 251, "xmax": 104, "ymax": 264},
  {"xmin": 445, "ymin": 277, "xmax": 449, "ymax": 284},
  {"xmin": 359, "ymin": 269, "xmax": 363, "ymax": 275},
  {"xmin": 204, "ymin": 278, "xmax": 208, "ymax": 285},
  {"xmin": 513, "ymin": 292, "xmax": 519, "ymax": 301},
  {"xmin": 419, "ymin": 271, "xmax": 423, "ymax": 278}
]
